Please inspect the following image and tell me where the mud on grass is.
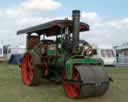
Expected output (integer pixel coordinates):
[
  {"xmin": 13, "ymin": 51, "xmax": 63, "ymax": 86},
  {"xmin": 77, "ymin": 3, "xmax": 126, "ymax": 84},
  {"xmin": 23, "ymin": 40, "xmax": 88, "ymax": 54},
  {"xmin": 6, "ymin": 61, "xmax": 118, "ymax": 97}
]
[{"xmin": 0, "ymin": 62, "xmax": 128, "ymax": 102}]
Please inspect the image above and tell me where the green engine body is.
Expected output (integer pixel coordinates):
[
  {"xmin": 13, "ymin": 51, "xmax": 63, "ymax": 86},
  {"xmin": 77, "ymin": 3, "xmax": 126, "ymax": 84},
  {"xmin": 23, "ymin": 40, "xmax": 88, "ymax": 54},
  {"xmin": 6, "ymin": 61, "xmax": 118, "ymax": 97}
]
[
  {"xmin": 29, "ymin": 37, "xmax": 103, "ymax": 81},
  {"xmin": 17, "ymin": 10, "xmax": 110, "ymax": 98}
]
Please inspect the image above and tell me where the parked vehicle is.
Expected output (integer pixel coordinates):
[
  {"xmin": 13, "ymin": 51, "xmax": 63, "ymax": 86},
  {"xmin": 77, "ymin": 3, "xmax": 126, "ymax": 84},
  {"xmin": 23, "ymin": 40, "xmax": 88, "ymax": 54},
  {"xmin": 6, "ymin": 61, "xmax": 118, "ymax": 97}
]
[
  {"xmin": 92, "ymin": 44, "xmax": 116, "ymax": 65},
  {"xmin": 17, "ymin": 10, "xmax": 111, "ymax": 98},
  {"xmin": 0, "ymin": 44, "xmax": 4, "ymax": 60},
  {"xmin": 115, "ymin": 43, "xmax": 128, "ymax": 65}
]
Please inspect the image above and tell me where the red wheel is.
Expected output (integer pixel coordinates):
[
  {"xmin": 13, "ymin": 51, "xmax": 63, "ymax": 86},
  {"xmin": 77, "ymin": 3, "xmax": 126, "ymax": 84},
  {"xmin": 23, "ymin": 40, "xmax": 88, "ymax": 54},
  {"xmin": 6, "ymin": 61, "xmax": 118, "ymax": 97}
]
[
  {"xmin": 63, "ymin": 67, "xmax": 80, "ymax": 98},
  {"xmin": 21, "ymin": 53, "xmax": 34, "ymax": 86},
  {"xmin": 21, "ymin": 53, "xmax": 42, "ymax": 86}
]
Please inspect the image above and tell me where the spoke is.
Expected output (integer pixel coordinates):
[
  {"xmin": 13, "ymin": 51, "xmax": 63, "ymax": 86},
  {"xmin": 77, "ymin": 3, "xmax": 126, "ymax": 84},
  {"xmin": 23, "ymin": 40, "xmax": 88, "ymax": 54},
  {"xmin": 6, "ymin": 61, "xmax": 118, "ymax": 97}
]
[
  {"xmin": 70, "ymin": 85, "xmax": 76, "ymax": 96},
  {"xmin": 29, "ymin": 67, "xmax": 33, "ymax": 78},
  {"xmin": 64, "ymin": 67, "xmax": 80, "ymax": 98},
  {"xmin": 28, "ymin": 55, "xmax": 33, "ymax": 79},
  {"xmin": 74, "ymin": 73, "xmax": 79, "ymax": 80},
  {"xmin": 44, "ymin": 69, "xmax": 48, "ymax": 76},
  {"xmin": 73, "ymin": 84, "xmax": 80, "ymax": 93},
  {"xmin": 28, "ymin": 61, "xmax": 33, "ymax": 69}
]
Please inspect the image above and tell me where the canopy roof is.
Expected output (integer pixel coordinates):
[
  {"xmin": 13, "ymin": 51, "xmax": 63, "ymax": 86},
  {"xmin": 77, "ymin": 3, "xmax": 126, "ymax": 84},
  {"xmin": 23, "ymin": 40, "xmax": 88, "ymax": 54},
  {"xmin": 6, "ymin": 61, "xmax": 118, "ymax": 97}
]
[{"xmin": 17, "ymin": 20, "xmax": 89, "ymax": 36}]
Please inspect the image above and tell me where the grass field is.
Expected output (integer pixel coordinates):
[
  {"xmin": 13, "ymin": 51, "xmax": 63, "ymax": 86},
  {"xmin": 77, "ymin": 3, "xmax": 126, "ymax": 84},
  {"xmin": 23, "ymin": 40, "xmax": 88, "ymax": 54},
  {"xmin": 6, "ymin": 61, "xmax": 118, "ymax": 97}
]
[{"xmin": 0, "ymin": 62, "xmax": 128, "ymax": 102}]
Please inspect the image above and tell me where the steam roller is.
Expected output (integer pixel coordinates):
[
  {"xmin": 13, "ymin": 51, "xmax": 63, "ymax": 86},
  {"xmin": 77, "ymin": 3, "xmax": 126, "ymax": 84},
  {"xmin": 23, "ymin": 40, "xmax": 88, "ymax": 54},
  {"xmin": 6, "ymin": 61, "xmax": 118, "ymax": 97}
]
[{"xmin": 17, "ymin": 10, "xmax": 111, "ymax": 99}]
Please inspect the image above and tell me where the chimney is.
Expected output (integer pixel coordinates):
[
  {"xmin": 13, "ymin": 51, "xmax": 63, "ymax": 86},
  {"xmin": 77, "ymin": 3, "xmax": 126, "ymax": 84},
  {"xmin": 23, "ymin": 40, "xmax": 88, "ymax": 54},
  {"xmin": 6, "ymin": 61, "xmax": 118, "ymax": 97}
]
[{"xmin": 72, "ymin": 10, "xmax": 80, "ymax": 49}]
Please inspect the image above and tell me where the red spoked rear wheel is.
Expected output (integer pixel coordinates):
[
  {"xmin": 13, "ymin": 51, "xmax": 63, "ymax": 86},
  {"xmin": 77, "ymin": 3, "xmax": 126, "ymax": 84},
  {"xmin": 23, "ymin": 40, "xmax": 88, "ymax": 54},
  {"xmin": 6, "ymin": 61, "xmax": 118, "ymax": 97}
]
[
  {"xmin": 63, "ymin": 67, "xmax": 81, "ymax": 98},
  {"xmin": 21, "ymin": 53, "xmax": 34, "ymax": 86}
]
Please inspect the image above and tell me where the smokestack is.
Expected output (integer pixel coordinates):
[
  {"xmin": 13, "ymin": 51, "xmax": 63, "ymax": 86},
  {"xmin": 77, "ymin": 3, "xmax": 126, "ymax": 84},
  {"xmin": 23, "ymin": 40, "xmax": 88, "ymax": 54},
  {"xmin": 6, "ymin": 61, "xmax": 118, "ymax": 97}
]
[{"xmin": 72, "ymin": 10, "xmax": 80, "ymax": 49}]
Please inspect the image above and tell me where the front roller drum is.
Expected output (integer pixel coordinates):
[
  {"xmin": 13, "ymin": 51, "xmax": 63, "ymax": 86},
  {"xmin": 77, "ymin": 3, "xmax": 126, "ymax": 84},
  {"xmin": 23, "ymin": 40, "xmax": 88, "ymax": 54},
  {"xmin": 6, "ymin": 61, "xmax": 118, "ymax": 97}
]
[{"xmin": 63, "ymin": 65, "xmax": 110, "ymax": 98}]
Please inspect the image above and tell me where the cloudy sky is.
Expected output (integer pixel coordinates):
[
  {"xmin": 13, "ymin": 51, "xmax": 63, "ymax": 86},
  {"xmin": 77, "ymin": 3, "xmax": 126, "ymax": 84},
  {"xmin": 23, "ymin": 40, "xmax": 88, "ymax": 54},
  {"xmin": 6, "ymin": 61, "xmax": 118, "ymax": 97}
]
[{"xmin": 0, "ymin": 0, "xmax": 128, "ymax": 46}]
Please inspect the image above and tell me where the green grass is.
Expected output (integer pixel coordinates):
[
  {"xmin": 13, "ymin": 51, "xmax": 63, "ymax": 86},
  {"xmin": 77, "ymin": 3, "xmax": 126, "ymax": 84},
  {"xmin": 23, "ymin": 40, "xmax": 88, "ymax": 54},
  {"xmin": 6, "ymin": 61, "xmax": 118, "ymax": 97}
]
[{"xmin": 0, "ymin": 62, "xmax": 128, "ymax": 102}]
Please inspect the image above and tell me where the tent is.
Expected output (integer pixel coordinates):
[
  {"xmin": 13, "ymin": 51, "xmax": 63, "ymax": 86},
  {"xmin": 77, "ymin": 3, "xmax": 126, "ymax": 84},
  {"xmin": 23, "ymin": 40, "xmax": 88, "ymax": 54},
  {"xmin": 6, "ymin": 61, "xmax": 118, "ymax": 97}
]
[
  {"xmin": 8, "ymin": 54, "xmax": 23, "ymax": 64},
  {"xmin": 7, "ymin": 45, "xmax": 26, "ymax": 60},
  {"xmin": 7, "ymin": 45, "xmax": 26, "ymax": 64}
]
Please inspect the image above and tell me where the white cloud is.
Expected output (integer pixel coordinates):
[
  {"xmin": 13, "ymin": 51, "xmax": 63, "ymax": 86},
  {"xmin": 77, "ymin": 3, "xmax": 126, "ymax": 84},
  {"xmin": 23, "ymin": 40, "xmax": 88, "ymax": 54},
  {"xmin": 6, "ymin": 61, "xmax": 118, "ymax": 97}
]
[
  {"xmin": 22, "ymin": 0, "xmax": 62, "ymax": 11},
  {"xmin": 5, "ymin": 0, "xmax": 62, "ymax": 17},
  {"xmin": 0, "ymin": 15, "xmax": 54, "ymax": 46},
  {"xmin": 0, "ymin": 10, "xmax": 2, "ymax": 16},
  {"xmin": 80, "ymin": 11, "xmax": 128, "ymax": 46},
  {"xmin": 0, "ymin": 0, "xmax": 62, "ymax": 45},
  {"xmin": 82, "ymin": 12, "xmax": 101, "ymax": 23},
  {"xmin": 104, "ymin": 18, "xmax": 128, "ymax": 29},
  {"xmin": 17, "ymin": 17, "xmax": 51, "ymax": 28},
  {"xmin": 1, "ymin": 2, "xmax": 128, "ymax": 47}
]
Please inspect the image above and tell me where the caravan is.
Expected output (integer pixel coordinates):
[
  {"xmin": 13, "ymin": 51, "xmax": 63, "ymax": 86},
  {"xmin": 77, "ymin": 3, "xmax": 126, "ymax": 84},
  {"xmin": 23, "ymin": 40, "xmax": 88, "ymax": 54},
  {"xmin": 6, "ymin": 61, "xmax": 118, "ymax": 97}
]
[
  {"xmin": 0, "ymin": 44, "xmax": 3, "ymax": 60},
  {"xmin": 92, "ymin": 44, "xmax": 116, "ymax": 65}
]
